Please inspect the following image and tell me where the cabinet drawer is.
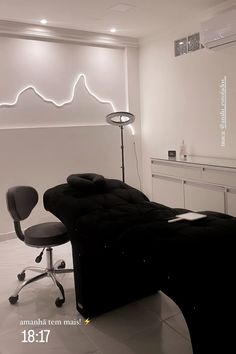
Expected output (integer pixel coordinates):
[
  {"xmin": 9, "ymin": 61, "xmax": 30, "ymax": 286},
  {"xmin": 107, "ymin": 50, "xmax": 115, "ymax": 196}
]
[
  {"xmin": 151, "ymin": 161, "xmax": 201, "ymax": 180},
  {"xmin": 184, "ymin": 181, "xmax": 225, "ymax": 213},
  {"xmin": 226, "ymin": 188, "xmax": 236, "ymax": 217},
  {"xmin": 202, "ymin": 168, "xmax": 236, "ymax": 187},
  {"xmin": 152, "ymin": 175, "xmax": 184, "ymax": 208}
]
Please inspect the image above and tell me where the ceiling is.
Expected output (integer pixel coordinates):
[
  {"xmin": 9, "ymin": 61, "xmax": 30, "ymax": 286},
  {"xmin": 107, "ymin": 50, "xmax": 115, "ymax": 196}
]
[{"xmin": 0, "ymin": 0, "xmax": 229, "ymax": 38}]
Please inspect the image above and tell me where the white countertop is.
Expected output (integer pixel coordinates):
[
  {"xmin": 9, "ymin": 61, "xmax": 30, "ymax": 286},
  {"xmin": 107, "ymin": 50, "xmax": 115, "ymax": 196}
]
[{"xmin": 151, "ymin": 155, "xmax": 236, "ymax": 170}]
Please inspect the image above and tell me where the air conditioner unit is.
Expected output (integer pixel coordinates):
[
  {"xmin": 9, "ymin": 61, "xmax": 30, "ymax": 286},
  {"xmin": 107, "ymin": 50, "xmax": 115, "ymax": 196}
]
[{"xmin": 201, "ymin": 7, "xmax": 236, "ymax": 49}]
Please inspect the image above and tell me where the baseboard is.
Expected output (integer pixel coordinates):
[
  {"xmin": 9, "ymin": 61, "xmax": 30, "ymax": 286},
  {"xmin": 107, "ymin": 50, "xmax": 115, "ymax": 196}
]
[{"xmin": 0, "ymin": 232, "xmax": 15, "ymax": 242}]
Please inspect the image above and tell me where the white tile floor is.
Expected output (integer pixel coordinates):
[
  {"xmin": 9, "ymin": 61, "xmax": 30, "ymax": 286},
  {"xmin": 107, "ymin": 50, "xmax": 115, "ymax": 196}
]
[{"xmin": 0, "ymin": 238, "xmax": 193, "ymax": 354}]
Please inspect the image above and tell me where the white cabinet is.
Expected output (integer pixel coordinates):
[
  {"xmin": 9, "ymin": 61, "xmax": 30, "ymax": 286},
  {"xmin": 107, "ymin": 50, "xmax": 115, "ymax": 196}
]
[{"xmin": 151, "ymin": 157, "xmax": 236, "ymax": 216}]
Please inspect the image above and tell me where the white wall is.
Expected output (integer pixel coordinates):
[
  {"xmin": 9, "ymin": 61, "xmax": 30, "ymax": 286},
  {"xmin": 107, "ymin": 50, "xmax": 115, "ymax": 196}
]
[
  {"xmin": 140, "ymin": 23, "xmax": 236, "ymax": 198},
  {"xmin": 0, "ymin": 36, "xmax": 141, "ymax": 235},
  {"xmin": 0, "ymin": 125, "xmax": 123, "ymax": 234}
]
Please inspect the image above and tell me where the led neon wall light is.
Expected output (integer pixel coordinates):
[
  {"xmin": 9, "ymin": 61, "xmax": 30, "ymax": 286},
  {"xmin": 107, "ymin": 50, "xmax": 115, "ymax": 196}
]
[{"xmin": 0, "ymin": 73, "xmax": 135, "ymax": 135}]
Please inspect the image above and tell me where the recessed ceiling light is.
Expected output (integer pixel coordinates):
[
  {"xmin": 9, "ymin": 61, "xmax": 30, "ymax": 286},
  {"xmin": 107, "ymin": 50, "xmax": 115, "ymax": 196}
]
[
  {"xmin": 40, "ymin": 19, "xmax": 48, "ymax": 25},
  {"xmin": 110, "ymin": 28, "xmax": 117, "ymax": 33},
  {"xmin": 179, "ymin": 41, "xmax": 184, "ymax": 45}
]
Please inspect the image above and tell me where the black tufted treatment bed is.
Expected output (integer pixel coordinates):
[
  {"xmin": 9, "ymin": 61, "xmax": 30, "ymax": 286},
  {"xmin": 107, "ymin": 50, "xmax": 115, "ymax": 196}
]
[{"xmin": 44, "ymin": 173, "xmax": 236, "ymax": 354}]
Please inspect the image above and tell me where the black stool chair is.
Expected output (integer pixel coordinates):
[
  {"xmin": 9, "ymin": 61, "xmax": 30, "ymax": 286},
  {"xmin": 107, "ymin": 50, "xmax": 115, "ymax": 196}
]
[{"xmin": 6, "ymin": 186, "xmax": 73, "ymax": 307}]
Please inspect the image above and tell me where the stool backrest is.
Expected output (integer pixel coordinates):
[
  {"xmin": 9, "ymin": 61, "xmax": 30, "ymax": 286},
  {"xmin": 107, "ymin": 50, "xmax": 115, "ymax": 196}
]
[{"xmin": 7, "ymin": 186, "xmax": 38, "ymax": 221}]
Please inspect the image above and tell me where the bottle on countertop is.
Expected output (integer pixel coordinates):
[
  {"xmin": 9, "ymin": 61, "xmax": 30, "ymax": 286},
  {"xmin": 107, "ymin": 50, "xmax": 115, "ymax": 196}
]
[{"xmin": 179, "ymin": 140, "xmax": 187, "ymax": 160}]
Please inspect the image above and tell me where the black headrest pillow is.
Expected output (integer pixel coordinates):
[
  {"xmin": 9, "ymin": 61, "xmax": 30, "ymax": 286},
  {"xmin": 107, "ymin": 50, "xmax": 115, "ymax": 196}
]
[{"xmin": 67, "ymin": 173, "xmax": 106, "ymax": 192}]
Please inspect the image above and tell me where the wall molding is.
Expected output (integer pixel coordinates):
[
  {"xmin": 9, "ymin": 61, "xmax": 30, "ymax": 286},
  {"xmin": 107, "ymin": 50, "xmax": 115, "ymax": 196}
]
[
  {"xmin": 0, "ymin": 124, "xmax": 109, "ymax": 130},
  {"xmin": 0, "ymin": 19, "xmax": 139, "ymax": 48},
  {"xmin": 0, "ymin": 232, "xmax": 15, "ymax": 241}
]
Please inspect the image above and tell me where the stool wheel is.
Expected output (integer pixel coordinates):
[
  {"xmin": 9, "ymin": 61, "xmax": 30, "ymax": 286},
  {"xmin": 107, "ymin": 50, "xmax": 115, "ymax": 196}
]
[
  {"xmin": 58, "ymin": 261, "xmax": 66, "ymax": 269},
  {"xmin": 17, "ymin": 272, "xmax": 25, "ymax": 281},
  {"xmin": 55, "ymin": 297, "xmax": 64, "ymax": 307},
  {"xmin": 9, "ymin": 295, "xmax": 19, "ymax": 305}
]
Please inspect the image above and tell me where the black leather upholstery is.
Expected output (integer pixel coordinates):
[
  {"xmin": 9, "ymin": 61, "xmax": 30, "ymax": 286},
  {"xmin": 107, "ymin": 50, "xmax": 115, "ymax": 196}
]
[
  {"xmin": 67, "ymin": 173, "xmax": 106, "ymax": 191},
  {"xmin": 7, "ymin": 186, "xmax": 69, "ymax": 247},
  {"xmin": 7, "ymin": 186, "xmax": 38, "ymax": 221},
  {"xmin": 44, "ymin": 173, "xmax": 236, "ymax": 354},
  {"xmin": 24, "ymin": 222, "xmax": 68, "ymax": 247}
]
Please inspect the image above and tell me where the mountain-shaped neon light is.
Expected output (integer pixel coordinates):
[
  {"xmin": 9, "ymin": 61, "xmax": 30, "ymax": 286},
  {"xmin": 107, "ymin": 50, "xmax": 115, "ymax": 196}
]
[
  {"xmin": 0, "ymin": 73, "xmax": 135, "ymax": 135},
  {"xmin": 0, "ymin": 73, "xmax": 116, "ymax": 110}
]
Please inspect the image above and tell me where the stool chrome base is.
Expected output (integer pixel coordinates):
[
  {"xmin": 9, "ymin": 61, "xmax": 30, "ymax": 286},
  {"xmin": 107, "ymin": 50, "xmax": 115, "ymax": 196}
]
[{"xmin": 8, "ymin": 247, "xmax": 73, "ymax": 307}]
